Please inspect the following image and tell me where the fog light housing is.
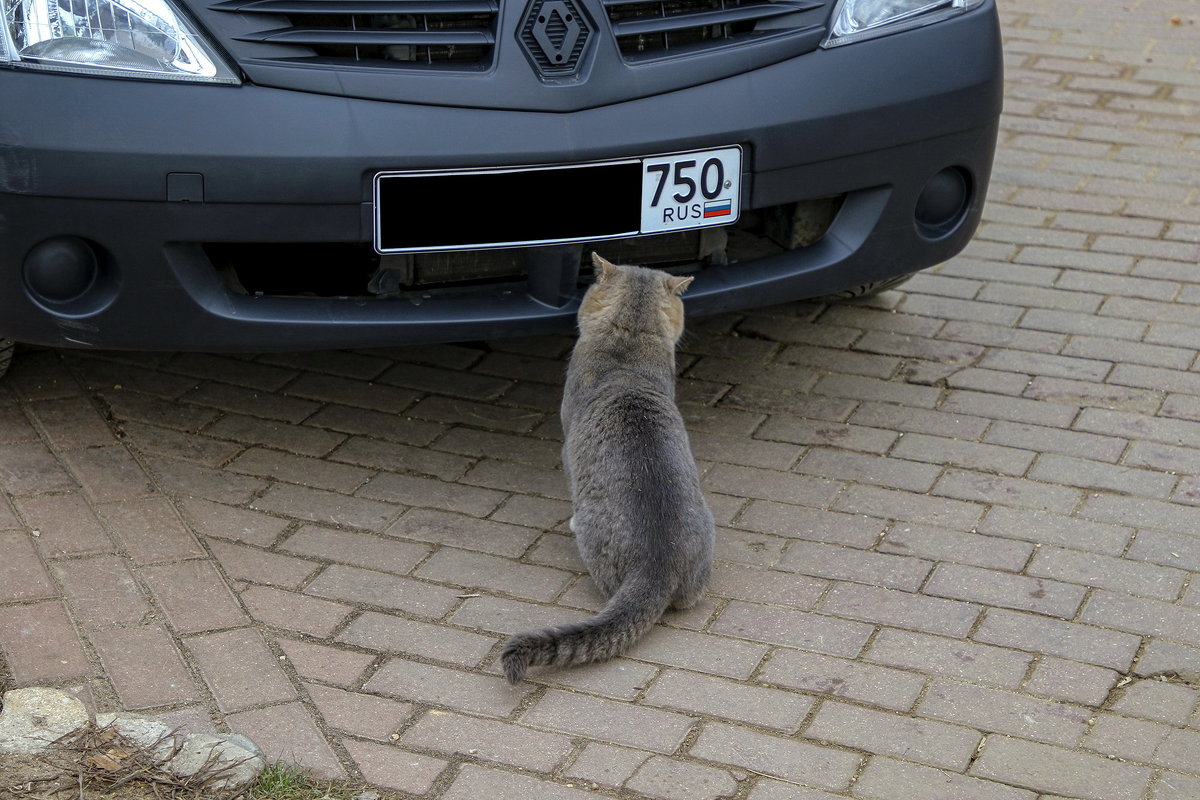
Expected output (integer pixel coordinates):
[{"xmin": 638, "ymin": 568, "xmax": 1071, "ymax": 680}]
[
  {"xmin": 23, "ymin": 236, "xmax": 118, "ymax": 318},
  {"xmin": 24, "ymin": 237, "xmax": 99, "ymax": 303},
  {"xmin": 914, "ymin": 167, "xmax": 971, "ymax": 239}
]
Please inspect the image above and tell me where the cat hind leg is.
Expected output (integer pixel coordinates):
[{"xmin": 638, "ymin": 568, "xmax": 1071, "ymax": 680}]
[{"xmin": 670, "ymin": 561, "xmax": 711, "ymax": 610}]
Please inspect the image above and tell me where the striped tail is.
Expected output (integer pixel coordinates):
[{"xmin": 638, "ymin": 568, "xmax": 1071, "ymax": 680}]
[{"xmin": 500, "ymin": 575, "xmax": 671, "ymax": 684}]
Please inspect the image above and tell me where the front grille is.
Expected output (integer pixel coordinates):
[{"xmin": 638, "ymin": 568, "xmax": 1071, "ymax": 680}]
[
  {"xmin": 212, "ymin": 0, "xmax": 498, "ymax": 69},
  {"xmin": 604, "ymin": 0, "xmax": 822, "ymax": 61},
  {"xmin": 205, "ymin": 0, "xmax": 829, "ymax": 108}
]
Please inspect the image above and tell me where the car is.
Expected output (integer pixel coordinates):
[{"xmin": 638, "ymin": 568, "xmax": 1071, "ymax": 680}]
[{"xmin": 0, "ymin": 0, "xmax": 1002, "ymax": 377}]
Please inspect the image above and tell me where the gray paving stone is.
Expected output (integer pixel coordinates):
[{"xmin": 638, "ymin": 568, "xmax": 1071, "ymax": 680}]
[
  {"xmin": 975, "ymin": 506, "xmax": 1132, "ymax": 556},
  {"xmin": 933, "ymin": 469, "xmax": 1083, "ymax": 515},
  {"xmin": 758, "ymin": 647, "xmax": 925, "ymax": 712},
  {"xmin": 712, "ymin": 601, "xmax": 873, "ymax": 658},
  {"xmin": 690, "ymin": 723, "xmax": 860, "ymax": 792},
  {"xmin": 832, "ymin": 485, "xmax": 984, "ymax": 531},
  {"xmin": 925, "ymin": 563, "xmax": 1087, "ymax": 619},
  {"xmin": 622, "ymin": 625, "xmax": 770, "ymax": 679},
  {"xmin": 400, "ymin": 710, "xmax": 574, "ymax": 771},
  {"xmin": 520, "ymin": 690, "xmax": 696, "ymax": 754},
  {"xmin": 642, "ymin": 669, "xmax": 815, "ymax": 732},
  {"xmin": 878, "ymin": 523, "xmax": 1034, "ymax": 571},
  {"xmin": 1022, "ymin": 656, "xmax": 1118, "ymax": 707},
  {"xmin": 440, "ymin": 764, "xmax": 593, "ymax": 800},
  {"xmin": 305, "ymin": 564, "xmax": 463, "ymax": 618},
  {"xmin": 1081, "ymin": 590, "xmax": 1200, "ymax": 647},
  {"xmin": 1110, "ymin": 678, "xmax": 1199, "ymax": 726},
  {"xmin": 365, "ymin": 658, "xmax": 531, "ymax": 717},
  {"xmin": 564, "ymin": 743, "xmax": 649, "ymax": 788},
  {"xmin": 865, "ymin": 629, "xmax": 1032, "ymax": 690},
  {"xmin": 626, "ymin": 756, "xmax": 739, "ymax": 800},
  {"xmin": 804, "ymin": 701, "xmax": 981, "ymax": 771},
  {"xmin": 735, "ymin": 502, "xmax": 886, "ymax": 548},
  {"xmin": 1026, "ymin": 546, "xmax": 1187, "ymax": 601},
  {"xmin": 855, "ymin": 756, "xmax": 1036, "ymax": 800},
  {"xmin": 777, "ymin": 541, "xmax": 932, "ymax": 592},
  {"xmin": 970, "ymin": 735, "xmax": 1153, "ymax": 800},
  {"xmin": 974, "ymin": 609, "xmax": 1141, "ymax": 672},
  {"xmin": 916, "ymin": 679, "xmax": 1092, "ymax": 747},
  {"xmin": 336, "ymin": 611, "xmax": 497, "ymax": 667},
  {"xmin": 818, "ymin": 582, "xmax": 980, "ymax": 637}
]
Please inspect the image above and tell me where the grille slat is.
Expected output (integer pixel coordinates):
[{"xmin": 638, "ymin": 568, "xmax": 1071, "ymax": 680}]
[
  {"xmin": 214, "ymin": 0, "xmax": 497, "ymax": 69},
  {"xmin": 603, "ymin": 0, "xmax": 824, "ymax": 61},
  {"xmin": 609, "ymin": 1, "xmax": 814, "ymax": 37},
  {"xmin": 212, "ymin": 1, "xmax": 498, "ymax": 15},
  {"xmin": 235, "ymin": 27, "xmax": 494, "ymax": 47}
]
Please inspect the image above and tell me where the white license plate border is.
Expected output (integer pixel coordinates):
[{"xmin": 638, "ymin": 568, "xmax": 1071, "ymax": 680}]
[{"xmin": 372, "ymin": 144, "xmax": 744, "ymax": 255}]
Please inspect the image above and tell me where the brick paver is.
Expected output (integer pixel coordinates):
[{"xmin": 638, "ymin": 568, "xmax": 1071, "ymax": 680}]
[{"xmin": 2, "ymin": 2, "xmax": 1200, "ymax": 797}]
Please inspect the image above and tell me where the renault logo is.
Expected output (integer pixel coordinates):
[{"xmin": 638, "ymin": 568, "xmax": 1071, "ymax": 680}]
[{"xmin": 518, "ymin": 0, "xmax": 592, "ymax": 76}]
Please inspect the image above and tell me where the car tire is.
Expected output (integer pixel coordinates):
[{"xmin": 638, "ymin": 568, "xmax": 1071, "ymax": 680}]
[
  {"xmin": 0, "ymin": 339, "xmax": 14, "ymax": 381},
  {"xmin": 822, "ymin": 272, "xmax": 916, "ymax": 301}
]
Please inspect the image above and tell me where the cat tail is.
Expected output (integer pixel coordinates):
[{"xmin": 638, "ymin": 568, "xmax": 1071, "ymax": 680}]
[{"xmin": 500, "ymin": 573, "xmax": 671, "ymax": 684}]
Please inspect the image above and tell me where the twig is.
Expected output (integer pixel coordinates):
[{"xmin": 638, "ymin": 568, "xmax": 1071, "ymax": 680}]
[{"xmin": 737, "ymin": 767, "xmax": 818, "ymax": 788}]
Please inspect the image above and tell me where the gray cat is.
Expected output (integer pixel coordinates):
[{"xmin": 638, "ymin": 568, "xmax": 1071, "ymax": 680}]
[{"xmin": 501, "ymin": 254, "xmax": 716, "ymax": 683}]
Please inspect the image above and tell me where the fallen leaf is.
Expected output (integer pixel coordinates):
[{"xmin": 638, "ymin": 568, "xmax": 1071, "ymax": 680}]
[{"xmin": 84, "ymin": 753, "xmax": 125, "ymax": 772}]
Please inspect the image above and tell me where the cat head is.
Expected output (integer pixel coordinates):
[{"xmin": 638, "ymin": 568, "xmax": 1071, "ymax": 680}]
[{"xmin": 579, "ymin": 253, "xmax": 693, "ymax": 342}]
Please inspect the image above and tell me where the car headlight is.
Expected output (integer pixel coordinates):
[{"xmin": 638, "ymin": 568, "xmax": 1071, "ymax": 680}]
[
  {"xmin": 0, "ymin": 0, "xmax": 238, "ymax": 83},
  {"xmin": 823, "ymin": 0, "xmax": 985, "ymax": 47}
]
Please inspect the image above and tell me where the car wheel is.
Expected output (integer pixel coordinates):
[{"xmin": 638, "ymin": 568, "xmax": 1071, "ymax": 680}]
[{"xmin": 0, "ymin": 339, "xmax": 14, "ymax": 381}]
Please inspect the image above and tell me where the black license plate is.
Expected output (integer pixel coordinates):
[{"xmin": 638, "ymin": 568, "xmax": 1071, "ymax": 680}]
[{"xmin": 374, "ymin": 160, "xmax": 642, "ymax": 254}]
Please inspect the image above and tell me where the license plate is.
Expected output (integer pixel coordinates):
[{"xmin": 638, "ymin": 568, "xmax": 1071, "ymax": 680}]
[
  {"xmin": 373, "ymin": 145, "xmax": 742, "ymax": 254},
  {"xmin": 640, "ymin": 146, "xmax": 742, "ymax": 234}
]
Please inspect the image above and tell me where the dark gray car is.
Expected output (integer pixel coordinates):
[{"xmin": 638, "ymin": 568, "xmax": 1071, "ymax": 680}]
[{"xmin": 0, "ymin": 0, "xmax": 1002, "ymax": 366}]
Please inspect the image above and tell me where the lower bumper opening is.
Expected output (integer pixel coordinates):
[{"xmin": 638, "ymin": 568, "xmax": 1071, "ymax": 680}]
[{"xmin": 202, "ymin": 196, "xmax": 844, "ymax": 300}]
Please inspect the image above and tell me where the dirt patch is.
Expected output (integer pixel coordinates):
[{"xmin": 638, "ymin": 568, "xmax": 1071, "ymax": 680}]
[
  {"xmin": 1, "ymin": 724, "xmax": 239, "ymax": 800},
  {"xmin": 1, "ymin": 750, "xmax": 173, "ymax": 800}
]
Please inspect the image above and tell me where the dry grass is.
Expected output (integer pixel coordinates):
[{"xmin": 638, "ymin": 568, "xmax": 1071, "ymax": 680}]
[{"xmin": 0, "ymin": 726, "xmax": 379, "ymax": 800}]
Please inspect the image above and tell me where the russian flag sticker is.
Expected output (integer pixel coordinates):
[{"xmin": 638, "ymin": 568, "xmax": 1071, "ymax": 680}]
[{"xmin": 703, "ymin": 199, "xmax": 732, "ymax": 219}]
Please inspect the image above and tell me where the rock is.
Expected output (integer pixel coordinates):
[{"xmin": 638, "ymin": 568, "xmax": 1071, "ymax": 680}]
[
  {"xmin": 164, "ymin": 732, "xmax": 265, "ymax": 792},
  {"xmin": 1, "ymin": 695, "xmax": 265, "ymax": 792},
  {"xmin": 95, "ymin": 712, "xmax": 180, "ymax": 761},
  {"xmin": 94, "ymin": 711, "xmax": 266, "ymax": 792},
  {"xmin": 221, "ymin": 732, "xmax": 262, "ymax": 756},
  {"xmin": 0, "ymin": 687, "xmax": 90, "ymax": 754}
]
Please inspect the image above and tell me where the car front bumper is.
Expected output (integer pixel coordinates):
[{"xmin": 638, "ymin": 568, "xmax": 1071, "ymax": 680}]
[{"xmin": 0, "ymin": 4, "xmax": 1002, "ymax": 351}]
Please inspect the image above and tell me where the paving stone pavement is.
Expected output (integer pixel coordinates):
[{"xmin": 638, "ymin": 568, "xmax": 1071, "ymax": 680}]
[{"xmin": 2, "ymin": 1, "xmax": 1200, "ymax": 798}]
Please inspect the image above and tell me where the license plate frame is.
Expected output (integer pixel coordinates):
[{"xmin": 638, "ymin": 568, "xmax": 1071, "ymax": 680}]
[{"xmin": 373, "ymin": 145, "xmax": 742, "ymax": 254}]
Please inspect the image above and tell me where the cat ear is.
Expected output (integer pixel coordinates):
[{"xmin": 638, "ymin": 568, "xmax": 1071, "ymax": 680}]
[
  {"xmin": 592, "ymin": 252, "xmax": 618, "ymax": 282},
  {"xmin": 666, "ymin": 275, "xmax": 694, "ymax": 296}
]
